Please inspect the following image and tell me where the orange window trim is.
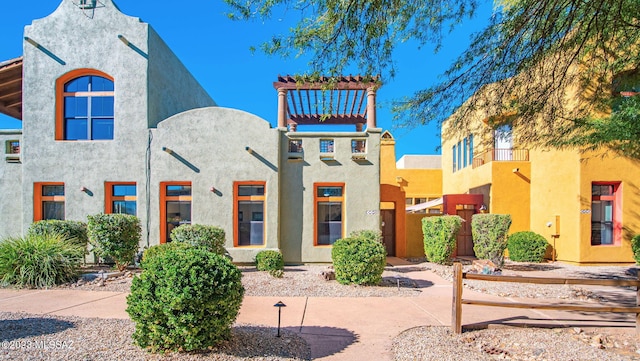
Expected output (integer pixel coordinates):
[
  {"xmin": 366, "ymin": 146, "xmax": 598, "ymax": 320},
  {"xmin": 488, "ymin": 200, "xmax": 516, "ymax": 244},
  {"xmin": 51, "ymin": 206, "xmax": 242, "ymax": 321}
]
[
  {"xmin": 313, "ymin": 182, "xmax": 345, "ymax": 247},
  {"xmin": 55, "ymin": 69, "xmax": 114, "ymax": 140},
  {"xmin": 233, "ymin": 181, "xmax": 266, "ymax": 247},
  {"xmin": 104, "ymin": 182, "xmax": 136, "ymax": 214},
  {"xmin": 159, "ymin": 181, "xmax": 191, "ymax": 244},
  {"xmin": 33, "ymin": 182, "xmax": 64, "ymax": 222}
]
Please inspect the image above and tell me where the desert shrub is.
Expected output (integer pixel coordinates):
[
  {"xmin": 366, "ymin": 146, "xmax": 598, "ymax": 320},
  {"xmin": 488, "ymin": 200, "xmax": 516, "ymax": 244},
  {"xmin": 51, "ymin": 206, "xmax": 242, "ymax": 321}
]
[
  {"xmin": 255, "ymin": 250, "xmax": 284, "ymax": 278},
  {"xmin": 28, "ymin": 220, "xmax": 88, "ymax": 250},
  {"xmin": 127, "ymin": 247, "xmax": 244, "ymax": 352},
  {"xmin": 0, "ymin": 233, "xmax": 83, "ymax": 288},
  {"xmin": 507, "ymin": 231, "xmax": 549, "ymax": 262},
  {"xmin": 632, "ymin": 235, "xmax": 640, "ymax": 265},
  {"xmin": 472, "ymin": 214, "xmax": 512, "ymax": 267},
  {"xmin": 349, "ymin": 229, "xmax": 383, "ymax": 242},
  {"xmin": 331, "ymin": 237, "xmax": 386, "ymax": 285},
  {"xmin": 422, "ymin": 216, "xmax": 463, "ymax": 264},
  {"xmin": 87, "ymin": 213, "xmax": 141, "ymax": 271},
  {"xmin": 141, "ymin": 242, "xmax": 191, "ymax": 265},
  {"xmin": 169, "ymin": 224, "xmax": 226, "ymax": 255}
]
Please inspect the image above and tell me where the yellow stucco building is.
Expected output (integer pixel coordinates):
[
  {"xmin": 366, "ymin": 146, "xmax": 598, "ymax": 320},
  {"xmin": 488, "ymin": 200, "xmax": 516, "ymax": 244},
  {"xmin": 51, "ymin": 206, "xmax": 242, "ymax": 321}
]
[
  {"xmin": 441, "ymin": 111, "xmax": 639, "ymax": 265},
  {"xmin": 380, "ymin": 131, "xmax": 443, "ymax": 258}
]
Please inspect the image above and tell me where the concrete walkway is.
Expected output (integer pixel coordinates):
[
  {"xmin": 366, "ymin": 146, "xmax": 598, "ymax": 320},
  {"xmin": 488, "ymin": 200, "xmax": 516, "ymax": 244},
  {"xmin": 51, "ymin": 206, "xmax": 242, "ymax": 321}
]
[{"xmin": 0, "ymin": 262, "xmax": 637, "ymax": 360}]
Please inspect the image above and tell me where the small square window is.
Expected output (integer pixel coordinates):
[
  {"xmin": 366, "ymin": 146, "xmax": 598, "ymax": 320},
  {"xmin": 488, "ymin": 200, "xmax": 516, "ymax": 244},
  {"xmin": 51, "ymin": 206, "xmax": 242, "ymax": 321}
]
[
  {"xmin": 351, "ymin": 139, "xmax": 366, "ymax": 153},
  {"xmin": 320, "ymin": 139, "xmax": 335, "ymax": 153},
  {"xmin": 289, "ymin": 139, "xmax": 303, "ymax": 153}
]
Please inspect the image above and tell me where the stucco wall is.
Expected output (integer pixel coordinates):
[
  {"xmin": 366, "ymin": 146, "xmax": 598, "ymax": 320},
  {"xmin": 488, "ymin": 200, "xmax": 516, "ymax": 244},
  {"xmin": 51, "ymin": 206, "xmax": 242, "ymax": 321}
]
[
  {"xmin": 0, "ymin": 131, "xmax": 23, "ymax": 238},
  {"xmin": 147, "ymin": 27, "xmax": 216, "ymax": 128},
  {"xmin": 152, "ymin": 107, "xmax": 279, "ymax": 263},
  {"xmin": 279, "ymin": 129, "xmax": 381, "ymax": 263},
  {"xmin": 21, "ymin": 0, "xmax": 152, "ymax": 234},
  {"xmin": 18, "ymin": 0, "xmax": 216, "ymax": 249}
]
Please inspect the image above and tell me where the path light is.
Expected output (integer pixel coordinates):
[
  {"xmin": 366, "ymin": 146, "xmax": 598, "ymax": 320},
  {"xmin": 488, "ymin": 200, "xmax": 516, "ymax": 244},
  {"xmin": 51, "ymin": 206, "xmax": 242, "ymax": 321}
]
[{"xmin": 274, "ymin": 301, "xmax": 286, "ymax": 337}]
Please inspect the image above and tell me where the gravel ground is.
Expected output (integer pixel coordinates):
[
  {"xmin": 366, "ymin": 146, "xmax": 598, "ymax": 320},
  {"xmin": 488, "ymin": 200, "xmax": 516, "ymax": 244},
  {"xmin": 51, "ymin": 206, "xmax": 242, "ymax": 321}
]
[
  {"xmin": 392, "ymin": 326, "xmax": 640, "ymax": 361},
  {"xmin": 0, "ymin": 312, "xmax": 309, "ymax": 361},
  {"xmin": 3, "ymin": 259, "xmax": 640, "ymax": 360}
]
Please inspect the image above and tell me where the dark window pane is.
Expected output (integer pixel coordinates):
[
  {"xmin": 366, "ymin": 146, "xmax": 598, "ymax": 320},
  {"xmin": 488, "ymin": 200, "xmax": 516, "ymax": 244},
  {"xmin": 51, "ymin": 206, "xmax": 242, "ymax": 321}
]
[
  {"xmin": 166, "ymin": 200, "xmax": 191, "ymax": 243},
  {"xmin": 65, "ymin": 119, "xmax": 88, "ymax": 140},
  {"xmin": 65, "ymin": 97, "xmax": 88, "ymax": 117},
  {"xmin": 90, "ymin": 76, "xmax": 114, "ymax": 91},
  {"xmin": 91, "ymin": 96, "xmax": 114, "ymax": 117},
  {"xmin": 317, "ymin": 187, "xmax": 342, "ymax": 197},
  {"xmin": 43, "ymin": 201, "xmax": 65, "ymax": 220},
  {"xmin": 166, "ymin": 185, "xmax": 191, "ymax": 196},
  {"xmin": 238, "ymin": 185, "xmax": 265, "ymax": 196},
  {"xmin": 113, "ymin": 201, "xmax": 136, "ymax": 215},
  {"xmin": 92, "ymin": 118, "xmax": 114, "ymax": 140},
  {"xmin": 317, "ymin": 201, "xmax": 342, "ymax": 245},
  {"xmin": 64, "ymin": 76, "xmax": 90, "ymax": 92},
  {"xmin": 42, "ymin": 185, "xmax": 64, "ymax": 196},
  {"xmin": 238, "ymin": 200, "xmax": 264, "ymax": 246},
  {"xmin": 113, "ymin": 185, "xmax": 136, "ymax": 196}
]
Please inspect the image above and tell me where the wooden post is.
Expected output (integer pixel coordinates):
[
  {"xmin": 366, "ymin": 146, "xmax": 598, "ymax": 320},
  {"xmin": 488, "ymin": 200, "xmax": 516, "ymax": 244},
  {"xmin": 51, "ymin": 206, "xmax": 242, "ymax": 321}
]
[
  {"xmin": 452, "ymin": 262, "xmax": 463, "ymax": 334},
  {"xmin": 636, "ymin": 269, "xmax": 640, "ymax": 337}
]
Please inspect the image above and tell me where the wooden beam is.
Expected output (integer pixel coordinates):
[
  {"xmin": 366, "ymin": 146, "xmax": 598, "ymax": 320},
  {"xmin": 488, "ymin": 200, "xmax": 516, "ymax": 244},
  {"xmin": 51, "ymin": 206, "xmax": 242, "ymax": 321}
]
[
  {"xmin": 463, "ymin": 273, "xmax": 640, "ymax": 287},
  {"xmin": 452, "ymin": 263, "xmax": 463, "ymax": 334},
  {"xmin": 461, "ymin": 299, "xmax": 640, "ymax": 313}
]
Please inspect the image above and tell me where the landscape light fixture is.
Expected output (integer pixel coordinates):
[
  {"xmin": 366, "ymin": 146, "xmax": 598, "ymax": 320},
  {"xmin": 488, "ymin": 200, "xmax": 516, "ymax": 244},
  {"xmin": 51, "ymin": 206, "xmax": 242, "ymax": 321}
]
[{"xmin": 274, "ymin": 301, "xmax": 286, "ymax": 337}]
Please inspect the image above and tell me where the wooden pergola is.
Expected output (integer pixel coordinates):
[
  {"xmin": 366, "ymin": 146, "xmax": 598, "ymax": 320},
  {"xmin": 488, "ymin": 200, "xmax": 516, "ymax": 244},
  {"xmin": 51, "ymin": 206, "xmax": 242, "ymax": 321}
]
[
  {"xmin": 0, "ymin": 57, "xmax": 23, "ymax": 120},
  {"xmin": 273, "ymin": 75, "xmax": 380, "ymax": 131}
]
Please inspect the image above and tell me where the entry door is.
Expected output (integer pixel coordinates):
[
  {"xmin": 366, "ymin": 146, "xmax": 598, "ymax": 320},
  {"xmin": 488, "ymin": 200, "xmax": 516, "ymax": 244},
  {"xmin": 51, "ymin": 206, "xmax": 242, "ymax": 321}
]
[
  {"xmin": 381, "ymin": 209, "xmax": 395, "ymax": 256},
  {"xmin": 456, "ymin": 209, "xmax": 475, "ymax": 257}
]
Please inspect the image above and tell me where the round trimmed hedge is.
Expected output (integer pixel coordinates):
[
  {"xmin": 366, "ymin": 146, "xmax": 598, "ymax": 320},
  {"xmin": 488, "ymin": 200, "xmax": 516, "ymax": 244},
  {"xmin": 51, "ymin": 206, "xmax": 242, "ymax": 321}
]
[
  {"xmin": 507, "ymin": 231, "xmax": 549, "ymax": 263},
  {"xmin": 255, "ymin": 250, "xmax": 284, "ymax": 278},
  {"xmin": 126, "ymin": 247, "xmax": 244, "ymax": 352},
  {"xmin": 331, "ymin": 237, "xmax": 386, "ymax": 285}
]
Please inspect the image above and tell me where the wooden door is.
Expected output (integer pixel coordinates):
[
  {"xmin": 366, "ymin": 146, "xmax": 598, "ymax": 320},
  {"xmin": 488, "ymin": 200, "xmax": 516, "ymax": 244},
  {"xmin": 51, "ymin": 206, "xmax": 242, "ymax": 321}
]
[
  {"xmin": 456, "ymin": 209, "xmax": 475, "ymax": 256},
  {"xmin": 381, "ymin": 209, "xmax": 395, "ymax": 256}
]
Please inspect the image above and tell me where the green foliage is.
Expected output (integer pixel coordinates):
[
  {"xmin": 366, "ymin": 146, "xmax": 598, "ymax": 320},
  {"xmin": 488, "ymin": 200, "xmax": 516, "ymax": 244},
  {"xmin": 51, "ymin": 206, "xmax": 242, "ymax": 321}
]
[
  {"xmin": 331, "ymin": 237, "xmax": 386, "ymax": 285},
  {"xmin": 223, "ymin": 0, "xmax": 476, "ymax": 78},
  {"xmin": 0, "ymin": 233, "xmax": 83, "ymax": 288},
  {"xmin": 255, "ymin": 250, "xmax": 284, "ymax": 278},
  {"xmin": 126, "ymin": 247, "xmax": 244, "ymax": 352},
  {"xmin": 224, "ymin": 0, "xmax": 640, "ymax": 158},
  {"xmin": 421, "ymin": 216, "xmax": 463, "ymax": 265},
  {"xmin": 471, "ymin": 214, "xmax": 512, "ymax": 267},
  {"xmin": 141, "ymin": 242, "xmax": 191, "ymax": 266},
  {"xmin": 507, "ymin": 231, "xmax": 548, "ymax": 263},
  {"xmin": 632, "ymin": 235, "xmax": 640, "ymax": 265},
  {"xmin": 87, "ymin": 213, "xmax": 141, "ymax": 271},
  {"xmin": 27, "ymin": 220, "xmax": 88, "ymax": 250},
  {"xmin": 169, "ymin": 224, "xmax": 227, "ymax": 255},
  {"xmin": 349, "ymin": 229, "xmax": 383, "ymax": 242}
]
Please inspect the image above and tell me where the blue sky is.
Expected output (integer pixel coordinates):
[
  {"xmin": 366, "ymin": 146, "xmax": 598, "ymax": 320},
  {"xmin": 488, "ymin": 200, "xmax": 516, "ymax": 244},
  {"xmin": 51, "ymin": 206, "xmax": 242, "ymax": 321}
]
[{"xmin": 0, "ymin": 0, "xmax": 493, "ymax": 159}]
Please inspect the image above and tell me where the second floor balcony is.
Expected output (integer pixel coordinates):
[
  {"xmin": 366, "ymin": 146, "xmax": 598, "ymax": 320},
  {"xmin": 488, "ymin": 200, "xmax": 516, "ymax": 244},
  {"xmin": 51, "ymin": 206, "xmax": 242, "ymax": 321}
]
[{"xmin": 472, "ymin": 148, "xmax": 529, "ymax": 168}]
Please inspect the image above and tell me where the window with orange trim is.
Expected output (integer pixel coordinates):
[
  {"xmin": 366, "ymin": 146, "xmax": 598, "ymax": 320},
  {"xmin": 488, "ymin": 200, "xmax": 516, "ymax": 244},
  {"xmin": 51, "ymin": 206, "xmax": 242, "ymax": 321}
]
[
  {"xmin": 315, "ymin": 183, "xmax": 344, "ymax": 246},
  {"xmin": 105, "ymin": 182, "xmax": 136, "ymax": 215},
  {"xmin": 34, "ymin": 182, "xmax": 65, "ymax": 221},
  {"xmin": 234, "ymin": 182, "xmax": 265, "ymax": 246},
  {"xmin": 56, "ymin": 69, "xmax": 114, "ymax": 140},
  {"xmin": 160, "ymin": 182, "xmax": 191, "ymax": 244}
]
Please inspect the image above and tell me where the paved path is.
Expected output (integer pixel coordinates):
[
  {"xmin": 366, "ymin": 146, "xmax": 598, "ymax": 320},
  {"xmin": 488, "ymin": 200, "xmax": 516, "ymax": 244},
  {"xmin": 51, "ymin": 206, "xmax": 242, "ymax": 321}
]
[{"xmin": 0, "ymin": 262, "xmax": 637, "ymax": 360}]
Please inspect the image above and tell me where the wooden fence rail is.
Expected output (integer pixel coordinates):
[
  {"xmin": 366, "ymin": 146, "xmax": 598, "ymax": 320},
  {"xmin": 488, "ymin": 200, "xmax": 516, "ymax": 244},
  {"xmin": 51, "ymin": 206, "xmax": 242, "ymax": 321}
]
[{"xmin": 451, "ymin": 262, "xmax": 640, "ymax": 335}]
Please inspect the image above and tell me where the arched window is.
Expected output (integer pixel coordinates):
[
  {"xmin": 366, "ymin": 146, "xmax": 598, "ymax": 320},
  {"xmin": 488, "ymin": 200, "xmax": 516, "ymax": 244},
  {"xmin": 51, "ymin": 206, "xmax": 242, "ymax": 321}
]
[{"xmin": 56, "ymin": 70, "xmax": 114, "ymax": 140}]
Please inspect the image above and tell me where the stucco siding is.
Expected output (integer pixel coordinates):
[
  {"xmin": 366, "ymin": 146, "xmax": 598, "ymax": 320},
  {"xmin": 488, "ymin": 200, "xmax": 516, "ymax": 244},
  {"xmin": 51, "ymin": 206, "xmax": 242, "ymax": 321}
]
[{"xmin": 0, "ymin": 131, "xmax": 23, "ymax": 238}]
